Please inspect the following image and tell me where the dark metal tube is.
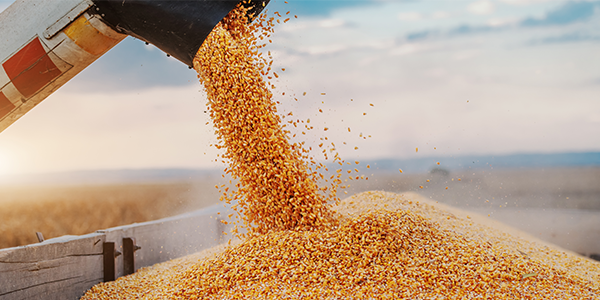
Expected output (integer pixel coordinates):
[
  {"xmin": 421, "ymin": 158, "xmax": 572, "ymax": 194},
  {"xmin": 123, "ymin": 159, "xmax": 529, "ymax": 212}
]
[{"xmin": 90, "ymin": 0, "xmax": 269, "ymax": 67}]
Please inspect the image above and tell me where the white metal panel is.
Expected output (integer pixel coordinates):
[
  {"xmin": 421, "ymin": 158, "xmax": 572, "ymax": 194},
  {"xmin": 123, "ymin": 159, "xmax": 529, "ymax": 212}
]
[
  {"xmin": 0, "ymin": 1, "xmax": 125, "ymax": 133},
  {"xmin": 44, "ymin": 0, "xmax": 94, "ymax": 39},
  {"xmin": 0, "ymin": 0, "xmax": 87, "ymax": 58}
]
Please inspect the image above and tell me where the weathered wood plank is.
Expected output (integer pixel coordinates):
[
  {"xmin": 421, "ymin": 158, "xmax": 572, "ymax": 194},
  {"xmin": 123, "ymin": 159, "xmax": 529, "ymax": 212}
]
[
  {"xmin": 1, "ymin": 257, "xmax": 104, "ymax": 300},
  {"xmin": 0, "ymin": 233, "xmax": 105, "ymax": 300}
]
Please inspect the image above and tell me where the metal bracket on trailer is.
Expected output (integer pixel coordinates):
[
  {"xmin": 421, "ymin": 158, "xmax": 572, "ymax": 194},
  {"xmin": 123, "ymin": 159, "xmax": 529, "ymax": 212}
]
[
  {"xmin": 103, "ymin": 237, "xmax": 141, "ymax": 281},
  {"xmin": 103, "ymin": 242, "xmax": 121, "ymax": 282},
  {"xmin": 123, "ymin": 237, "xmax": 141, "ymax": 276}
]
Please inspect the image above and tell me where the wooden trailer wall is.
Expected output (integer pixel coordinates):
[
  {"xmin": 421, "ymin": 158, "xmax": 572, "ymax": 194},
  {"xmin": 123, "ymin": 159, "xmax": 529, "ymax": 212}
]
[{"xmin": 0, "ymin": 203, "xmax": 234, "ymax": 300}]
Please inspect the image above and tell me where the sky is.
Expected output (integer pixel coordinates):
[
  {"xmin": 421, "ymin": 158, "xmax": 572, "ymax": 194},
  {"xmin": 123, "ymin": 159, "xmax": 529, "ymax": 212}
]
[{"xmin": 0, "ymin": 0, "xmax": 599, "ymax": 176}]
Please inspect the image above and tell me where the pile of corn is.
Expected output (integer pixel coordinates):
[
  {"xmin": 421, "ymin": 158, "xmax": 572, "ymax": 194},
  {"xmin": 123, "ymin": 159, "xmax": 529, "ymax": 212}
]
[
  {"xmin": 83, "ymin": 191, "xmax": 600, "ymax": 299},
  {"xmin": 81, "ymin": 3, "xmax": 600, "ymax": 299}
]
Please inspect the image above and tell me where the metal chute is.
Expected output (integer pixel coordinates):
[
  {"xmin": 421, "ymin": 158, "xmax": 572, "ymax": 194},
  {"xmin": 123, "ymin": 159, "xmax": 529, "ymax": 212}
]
[{"xmin": 91, "ymin": 0, "xmax": 269, "ymax": 67}]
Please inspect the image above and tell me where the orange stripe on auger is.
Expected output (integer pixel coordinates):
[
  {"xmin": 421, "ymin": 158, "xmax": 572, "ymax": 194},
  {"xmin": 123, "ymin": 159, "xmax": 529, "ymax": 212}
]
[
  {"xmin": 64, "ymin": 16, "xmax": 121, "ymax": 56},
  {"xmin": 2, "ymin": 37, "xmax": 62, "ymax": 99},
  {"xmin": 0, "ymin": 92, "xmax": 15, "ymax": 119}
]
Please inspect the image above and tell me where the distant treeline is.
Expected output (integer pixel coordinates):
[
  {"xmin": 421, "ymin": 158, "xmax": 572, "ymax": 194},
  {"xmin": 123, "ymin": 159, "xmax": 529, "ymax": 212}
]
[
  {"xmin": 1, "ymin": 151, "xmax": 598, "ymax": 185},
  {"xmin": 360, "ymin": 151, "xmax": 600, "ymax": 174}
]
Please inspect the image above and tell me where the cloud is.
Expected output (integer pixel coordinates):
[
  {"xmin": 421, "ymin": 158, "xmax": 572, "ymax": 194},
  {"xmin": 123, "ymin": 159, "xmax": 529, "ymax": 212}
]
[
  {"xmin": 487, "ymin": 17, "xmax": 520, "ymax": 27},
  {"xmin": 265, "ymin": 0, "xmax": 383, "ymax": 17},
  {"xmin": 318, "ymin": 18, "xmax": 346, "ymax": 28},
  {"xmin": 500, "ymin": 0, "xmax": 562, "ymax": 5},
  {"xmin": 388, "ymin": 43, "xmax": 431, "ymax": 56},
  {"xmin": 399, "ymin": 24, "xmax": 498, "ymax": 43},
  {"xmin": 431, "ymin": 11, "xmax": 451, "ymax": 19},
  {"xmin": 449, "ymin": 24, "xmax": 495, "ymax": 35},
  {"xmin": 453, "ymin": 49, "xmax": 480, "ymax": 61},
  {"xmin": 467, "ymin": 0, "xmax": 496, "ymax": 15},
  {"xmin": 521, "ymin": 1, "xmax": 600, "ymax": 26},
  {"xmin": 398, "ymin": 10, "xmax": 451, "ymax": 22},
  {"xmin": 397, "ymin": 11, "xmax": 451, "ymax": 22},
  {"xmin": 394, "ymin": 1, "xmax": 598, "ymax": 43},
  {"xmin": 398, "ymin": 12, "xmax": 424, "ymax": 21},
  {"xmin": 529, "ymin": 32, "xmax": 600, "ymax": 44},
  {"xmin": 298, "ymin": 44, "xmax": 348, "ymax": 56},
  {"xmin": 406, "ymin": 30, "xmax": 436, "ymax": 41},
  {"xmin": 278, "ymin": 18, "xmax": 352, "ymax": 34}
]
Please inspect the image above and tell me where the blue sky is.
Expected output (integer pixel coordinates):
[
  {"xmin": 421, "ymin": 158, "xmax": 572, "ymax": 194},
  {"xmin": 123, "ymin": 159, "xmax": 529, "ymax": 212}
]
[{"xmin": 0, "ymin": 0, "xmax": 599, "ymax": 175}]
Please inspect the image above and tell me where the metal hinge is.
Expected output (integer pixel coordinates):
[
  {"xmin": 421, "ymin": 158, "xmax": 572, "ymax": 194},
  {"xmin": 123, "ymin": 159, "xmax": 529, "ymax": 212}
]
[{"xmin": 43, "ymin": 0, "xmax": 94, "ymax": 39}]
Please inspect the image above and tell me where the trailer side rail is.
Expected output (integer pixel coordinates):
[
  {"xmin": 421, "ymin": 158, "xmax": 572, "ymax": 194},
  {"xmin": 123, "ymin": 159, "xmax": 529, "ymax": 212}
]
[{"xmin": 0, "ymin": 203, "xmax": 232, "ymax": 300}]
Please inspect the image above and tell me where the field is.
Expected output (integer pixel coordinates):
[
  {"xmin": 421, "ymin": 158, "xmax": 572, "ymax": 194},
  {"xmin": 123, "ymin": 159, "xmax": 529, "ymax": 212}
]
[
  {"xmin": 0, "ymin": 180, "xmax": 223, "ymax": 249},
  {"xmin": 1, "ymin": 166, "xmax": 598, "ymax": 256}
]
